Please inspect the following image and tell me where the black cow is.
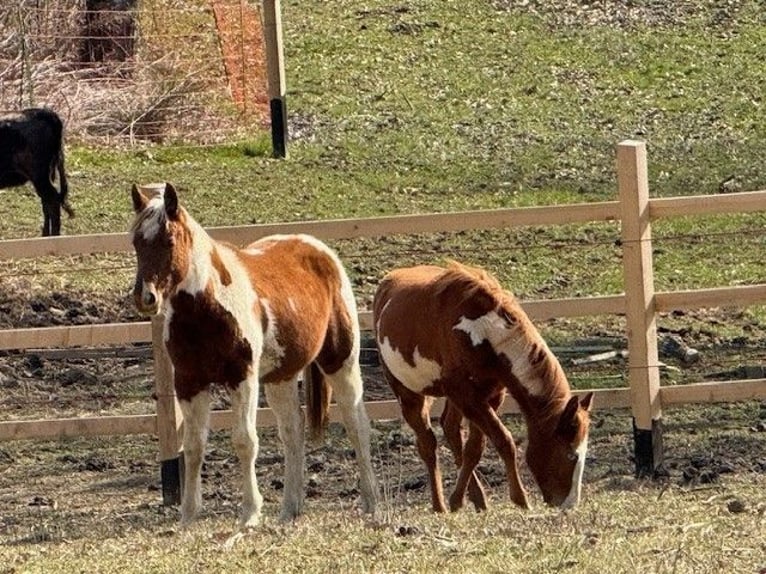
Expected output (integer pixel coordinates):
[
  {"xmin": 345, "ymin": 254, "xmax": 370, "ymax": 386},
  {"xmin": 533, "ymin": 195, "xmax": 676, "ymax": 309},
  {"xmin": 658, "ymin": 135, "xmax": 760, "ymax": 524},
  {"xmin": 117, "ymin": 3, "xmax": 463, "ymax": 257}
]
[{"xmin": 0, "ymin": 108, "xmax": 74, "ymax": 236}]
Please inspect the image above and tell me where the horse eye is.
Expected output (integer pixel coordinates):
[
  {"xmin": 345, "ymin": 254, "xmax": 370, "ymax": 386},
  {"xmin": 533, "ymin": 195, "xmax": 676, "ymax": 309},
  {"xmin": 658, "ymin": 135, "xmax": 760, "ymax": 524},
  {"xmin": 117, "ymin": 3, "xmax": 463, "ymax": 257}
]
[
  {"xmin": 567, "ymin": 451, "xmax": 578, "ymax": 462},
  {"xmin": 501, "ymin": 309, "xmax": 517, "ymax": 326}
]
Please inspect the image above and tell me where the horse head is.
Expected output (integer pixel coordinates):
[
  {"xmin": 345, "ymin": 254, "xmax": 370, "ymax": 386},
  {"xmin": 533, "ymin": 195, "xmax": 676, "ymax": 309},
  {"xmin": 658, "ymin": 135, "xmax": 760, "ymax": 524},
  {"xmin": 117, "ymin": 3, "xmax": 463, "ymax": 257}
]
[
  {"xmin": 129, "ymin": 182, "xmax": 192, "ymax": 315},
  {"xmin": 525, "ymin": 391, "xmax": 594, "ymax": 509}
]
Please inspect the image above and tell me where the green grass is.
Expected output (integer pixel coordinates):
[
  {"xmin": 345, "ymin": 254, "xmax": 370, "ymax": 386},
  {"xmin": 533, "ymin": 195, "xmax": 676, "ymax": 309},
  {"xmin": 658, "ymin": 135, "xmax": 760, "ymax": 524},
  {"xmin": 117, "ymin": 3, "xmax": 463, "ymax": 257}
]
[
  {"xmin": 1, "ymin": 0, "xmax": 765, "ymax": 391},
  {"xmin": 3, "ymin": 1, "xmax": 766, "ymax": 234},
  {"xmin": 1, "ymin": 4, "xmax": 766, "ymax": 571},
  {"xmin": 4, "ymin": 0, "xmax": 764, "ymax": 309}
]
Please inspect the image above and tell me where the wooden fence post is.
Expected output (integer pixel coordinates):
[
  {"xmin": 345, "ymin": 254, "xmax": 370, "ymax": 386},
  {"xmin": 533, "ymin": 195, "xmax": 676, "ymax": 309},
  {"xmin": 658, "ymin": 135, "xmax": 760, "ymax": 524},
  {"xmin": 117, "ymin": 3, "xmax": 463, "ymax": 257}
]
[
  {"xmin": 617, "ymin": 140, "xmax": 665, "ymax": 478},
  {"xmin": 262, "ymin": 0, "xmax": 287, "ymax": 158},
  {"xmin": 152, "ymin": 314, "xmax": 183, "ymax": 505}
]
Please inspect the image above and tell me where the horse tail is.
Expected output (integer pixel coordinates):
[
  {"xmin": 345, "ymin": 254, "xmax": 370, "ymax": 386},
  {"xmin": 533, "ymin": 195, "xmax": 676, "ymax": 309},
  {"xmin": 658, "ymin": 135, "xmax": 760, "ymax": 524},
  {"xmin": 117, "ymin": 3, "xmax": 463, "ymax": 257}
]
[
  {"xmin": 305, "ymin": 361, "xmax": 331, "ymax": 443},
  {"xmin": 57, "ymin": 148, "xmax": 74, "ymax": 218},
  {"xmin": 48, "ymin": 111, "xmax": 74, "ymax": 218}
]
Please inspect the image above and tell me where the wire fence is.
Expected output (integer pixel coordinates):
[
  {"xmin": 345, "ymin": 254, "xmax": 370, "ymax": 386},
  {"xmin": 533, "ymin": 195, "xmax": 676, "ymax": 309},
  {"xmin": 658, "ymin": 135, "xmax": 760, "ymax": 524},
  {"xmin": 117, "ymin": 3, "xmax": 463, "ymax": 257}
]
[
  {"xmin": 2, "ymin": 215, "xmax": 765, "ymax": 423},
  {"xmin": 0, "ymin": 0, "xmax": 267, "ymax": 146}
]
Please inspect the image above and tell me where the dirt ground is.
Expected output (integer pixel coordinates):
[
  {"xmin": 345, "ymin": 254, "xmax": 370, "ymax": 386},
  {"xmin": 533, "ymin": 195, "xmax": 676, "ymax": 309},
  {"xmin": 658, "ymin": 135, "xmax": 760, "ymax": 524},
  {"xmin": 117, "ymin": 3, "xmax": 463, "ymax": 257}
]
[{"xmin": 0, "ymin": 280, "xmax": 765, "ymax": 545}]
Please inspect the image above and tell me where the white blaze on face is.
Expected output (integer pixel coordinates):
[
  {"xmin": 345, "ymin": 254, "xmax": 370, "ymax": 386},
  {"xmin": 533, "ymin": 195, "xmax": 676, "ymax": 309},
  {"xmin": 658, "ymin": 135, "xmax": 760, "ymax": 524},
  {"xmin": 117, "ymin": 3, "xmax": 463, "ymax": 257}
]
[
  {"xmin": 453, "ymin": 310, "xmax": 545, "ymax": 396},
  {"xmin": 561, "ymin": 437, "xmax": 589, "ymax": 509}
]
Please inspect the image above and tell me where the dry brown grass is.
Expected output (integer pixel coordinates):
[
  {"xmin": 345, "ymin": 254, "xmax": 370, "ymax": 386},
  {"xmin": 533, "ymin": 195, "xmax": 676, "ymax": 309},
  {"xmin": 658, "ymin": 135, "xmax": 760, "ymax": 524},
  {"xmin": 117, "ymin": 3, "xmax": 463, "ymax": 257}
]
[
  {"xmin": 1, "ymin": 404, "xmax": 765, "ymax": 573},
  {"xmin": 0, "ymin": 0, "xmax": 265, "ymax": 145}
]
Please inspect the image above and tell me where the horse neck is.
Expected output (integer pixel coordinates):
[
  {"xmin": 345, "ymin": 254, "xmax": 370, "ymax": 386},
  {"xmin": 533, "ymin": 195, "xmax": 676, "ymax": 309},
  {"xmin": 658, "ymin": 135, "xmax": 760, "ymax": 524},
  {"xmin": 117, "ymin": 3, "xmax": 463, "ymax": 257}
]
[
  {"xmin": 518, "ymin": 385, "xmax": 572, "ymax": 433},
  {"xmin": 175, "ymin": 217, "xmax": 218, "ymax": 294},
  {"xmin": 498, "ymin": 331, "xmax": 572, "ymax": 429}
]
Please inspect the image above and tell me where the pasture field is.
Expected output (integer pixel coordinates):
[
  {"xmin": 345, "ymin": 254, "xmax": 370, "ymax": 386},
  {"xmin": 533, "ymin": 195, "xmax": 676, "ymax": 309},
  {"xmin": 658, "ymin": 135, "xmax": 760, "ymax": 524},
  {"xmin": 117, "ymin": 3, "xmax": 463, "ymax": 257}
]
[
  {"xmin": 1, "ymin": 402, "xmax": 765, "ymax": 574},
  {"xmin": 1, "ymin": 0, "xmax": 766, "ymax": 572}
]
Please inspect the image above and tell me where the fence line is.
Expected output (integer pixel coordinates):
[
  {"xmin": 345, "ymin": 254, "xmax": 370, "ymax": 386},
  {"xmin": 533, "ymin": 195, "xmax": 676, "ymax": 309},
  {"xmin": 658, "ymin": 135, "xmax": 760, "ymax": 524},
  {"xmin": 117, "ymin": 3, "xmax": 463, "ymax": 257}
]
[
  {"xmin": 1, "ymin": 191, "xmax": 764, "ymax": 261},
  {"xmin": 1, "ymin": 141, "xmax": 765, "ymax": 481},
  {"xmin": 3, "ymin": 378, "xmax": 764, "ymax": 443},
  {"xmin": 4, "ymin": 285, "xmax": 765, "ymax": 351}
]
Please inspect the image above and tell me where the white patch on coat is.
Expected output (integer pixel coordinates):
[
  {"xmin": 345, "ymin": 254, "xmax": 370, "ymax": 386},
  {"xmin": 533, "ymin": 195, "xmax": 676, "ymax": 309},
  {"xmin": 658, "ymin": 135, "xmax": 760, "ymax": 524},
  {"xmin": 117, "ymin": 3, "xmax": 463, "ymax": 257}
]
[
  {"xmin": 378, "ymin": 338, "xmax": 442, "ymax": 394},
  {"xmin": 247, "ymin": 233, "xmax": 358, "ymax": 373},
  {"xmin": 163, "ymin": 216, "xmax": 264, "ymax": 370},
  {"xmin": 258, "ymin": 298, "xmax": 285, "ymax": 376},
  {"xmin": 243, "ymin": 246, "xmax": 265, "ymax": 256},
  {"xmin": 176, "ymin": 218, "xmax": 214, "ymax": 296},
  {"xmin": 453, "ymin": 310, "xmax": 546, "ymax": 396},
  {"xmin": 561, "ymin": 437, "xmax": 589, "ymax": 509},
  {"xmin": 298, "ymin": 233, "xmax": 362, "ymax": 369}
]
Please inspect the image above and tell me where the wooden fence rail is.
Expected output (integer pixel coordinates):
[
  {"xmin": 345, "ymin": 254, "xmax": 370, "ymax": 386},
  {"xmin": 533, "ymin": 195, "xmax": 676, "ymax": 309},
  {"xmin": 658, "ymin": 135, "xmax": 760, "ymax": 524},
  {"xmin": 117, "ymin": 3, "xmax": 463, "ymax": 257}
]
[{"xmin": 1, "ymin": 141, "xmax": 765, "ymax": 490}]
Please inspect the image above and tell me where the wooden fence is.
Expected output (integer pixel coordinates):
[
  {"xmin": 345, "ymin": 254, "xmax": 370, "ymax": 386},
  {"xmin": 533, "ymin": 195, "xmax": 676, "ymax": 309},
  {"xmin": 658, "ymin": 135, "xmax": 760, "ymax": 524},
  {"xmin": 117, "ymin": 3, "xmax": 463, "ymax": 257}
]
[{"xmin": 1, "ymin": 141, "xmax": 765, "ymax": 490}]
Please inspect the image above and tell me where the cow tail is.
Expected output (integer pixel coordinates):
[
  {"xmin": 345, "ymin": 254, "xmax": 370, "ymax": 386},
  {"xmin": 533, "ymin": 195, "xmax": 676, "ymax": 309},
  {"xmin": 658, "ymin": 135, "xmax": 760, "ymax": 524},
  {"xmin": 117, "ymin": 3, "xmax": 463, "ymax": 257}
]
[{"xmin": 305, "ymin": 361, "xmax": 331, "ymax": 443}]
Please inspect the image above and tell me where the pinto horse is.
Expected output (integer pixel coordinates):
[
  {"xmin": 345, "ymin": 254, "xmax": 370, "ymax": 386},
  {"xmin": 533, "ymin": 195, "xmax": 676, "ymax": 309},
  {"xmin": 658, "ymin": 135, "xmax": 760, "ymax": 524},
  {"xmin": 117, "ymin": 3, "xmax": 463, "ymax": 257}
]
[
  {"xmin": 373, "ymin": 262, "xmax": 593, "ymax": 512},
  {"xmin": 130, "ymin": 183, "xmax": 377, "ymax": 527}
]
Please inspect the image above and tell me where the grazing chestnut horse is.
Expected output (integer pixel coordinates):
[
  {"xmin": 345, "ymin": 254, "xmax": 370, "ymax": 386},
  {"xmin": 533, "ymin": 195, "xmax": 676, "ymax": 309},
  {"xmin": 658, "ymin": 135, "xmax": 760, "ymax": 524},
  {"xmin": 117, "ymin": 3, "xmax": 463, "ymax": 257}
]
[
  {"xmin": 373, "ymin": 262, "xmax": 593, "ymax": 512},
  {"xmin": 130, "ymin": 183, "xmax": 377, "ymax": 527}
]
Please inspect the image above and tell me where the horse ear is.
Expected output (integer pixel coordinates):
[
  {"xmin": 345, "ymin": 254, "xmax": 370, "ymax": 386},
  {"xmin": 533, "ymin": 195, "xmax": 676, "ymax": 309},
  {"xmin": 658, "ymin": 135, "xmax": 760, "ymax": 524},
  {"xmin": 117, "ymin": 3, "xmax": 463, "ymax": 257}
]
[
  {"xmin": 556, "ymin": 395, "xmax": 581, "ymax": 440},
  {"xmin": 164, "ymin": 182, "xmax": 179, "ymax": 220},
  {"xmin": 131, "ymin": 184, "xmax": 148, "ymax": 213},
  {"xmin": 580, "ymin": 391, "xmax": 595, "ymax": 413}
]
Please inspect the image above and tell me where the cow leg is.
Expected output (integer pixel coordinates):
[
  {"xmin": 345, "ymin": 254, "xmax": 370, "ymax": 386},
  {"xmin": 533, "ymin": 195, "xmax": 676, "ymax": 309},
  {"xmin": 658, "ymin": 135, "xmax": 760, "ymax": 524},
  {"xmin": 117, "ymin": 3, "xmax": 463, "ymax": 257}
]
[
  {"xmin": 230, "ymin": 374, "xmax": 263, "ymax": 528},
  {"xmin": 325, "ymin": 360, "xmax": 378, "ymax": 516},
  {"xmin": 178, "ymin": 389, "xmax": 211, "ymax": 526},
  {"xmin": 387, "ymin": 372, "xmax": 446, "ymax": 513},
  {"xmin": 440, "ymin": 400, "xmax": 487, "ymax": 512},
  {"xmin": 264, "ymin": 377, "xmax": 305, "ymax": 523},
  {"xmin": 459, "ymin": 401, "xmax": 530, "ymax": 510}
]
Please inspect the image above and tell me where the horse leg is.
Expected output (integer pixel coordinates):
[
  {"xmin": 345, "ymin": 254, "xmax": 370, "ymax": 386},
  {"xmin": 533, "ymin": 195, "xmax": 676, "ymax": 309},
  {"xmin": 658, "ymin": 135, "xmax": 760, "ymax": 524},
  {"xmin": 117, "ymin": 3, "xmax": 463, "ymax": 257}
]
[
  {"xmin": 459, "ymin": 401, "xmax": 530, "ymax": 510},
  {"xmin": 32, "ymin": 178, "xmax": 61, "ymax": 236},
  {"xmin": 448, "ymin": 419, "xmax": 488, "ymax": 512},
  {"xmin": 39, "ymin": 195, "xmax": 52, "ymax": 236},
  {"xmin": 325, "ymin": 362, "xmax": 378, "ymax": 515},
  {"xmin": 178, "ymin": 389, "xmax": 211, "ymax": 526},
  {"xmin": 388, "ymin": 375, "xmax": 446, "ymax": 513},
  {"xmin": 440, "ymin": 401, "xmax": 487, "ymax": 512},
  {"xmin": 264, "ymin": 377, "xmax": 305, "ymax": 522},
  {"xmin": 230, "ymin": 375, "xmax": 263, "ymax": 527}
]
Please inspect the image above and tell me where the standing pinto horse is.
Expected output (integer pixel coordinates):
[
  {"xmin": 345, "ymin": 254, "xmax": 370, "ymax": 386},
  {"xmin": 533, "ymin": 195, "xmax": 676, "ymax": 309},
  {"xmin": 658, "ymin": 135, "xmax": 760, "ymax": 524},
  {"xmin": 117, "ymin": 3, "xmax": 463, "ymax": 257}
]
[
  {"xmin": 130, "ymin": 183, "xmax": 377, "ymax": 527},
  {"xmin": 373, "ymin": 262, "xmax": 593, "ymax": 512}
]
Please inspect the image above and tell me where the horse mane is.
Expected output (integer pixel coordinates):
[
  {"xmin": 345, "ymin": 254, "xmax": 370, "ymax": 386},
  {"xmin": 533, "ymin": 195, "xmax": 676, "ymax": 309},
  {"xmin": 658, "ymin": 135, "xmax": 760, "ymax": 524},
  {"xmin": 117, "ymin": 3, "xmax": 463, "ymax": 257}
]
[
  {"xmin": 442, "ymin": 260, "xmax": 572, "ymax": 414},
  {"xmin": 439, "ymin": 260, "xmax": 517, "ymax": 309},
  {"xmin": 129, "ymin": 195, "xmax": 193, "ymax": 238}
]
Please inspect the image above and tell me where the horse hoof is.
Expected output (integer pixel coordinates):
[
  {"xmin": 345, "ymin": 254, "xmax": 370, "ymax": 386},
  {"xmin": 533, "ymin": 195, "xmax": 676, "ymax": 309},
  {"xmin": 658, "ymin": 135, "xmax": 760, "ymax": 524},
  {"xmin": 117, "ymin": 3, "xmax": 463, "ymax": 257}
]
[
  {"xmin": 431, "ymin": 503, "xmax": 448, "ymax": 513},
  {"xmin": 448, "ymin": 496, "xmax": 464, "ymax": 513},
  {"xmin": 510, "ymin": 494, "xmax": 530, "ymax": 510},
  {"xmin": 278, "ymin": 506, "xmax": 302, "ymax": 524}
]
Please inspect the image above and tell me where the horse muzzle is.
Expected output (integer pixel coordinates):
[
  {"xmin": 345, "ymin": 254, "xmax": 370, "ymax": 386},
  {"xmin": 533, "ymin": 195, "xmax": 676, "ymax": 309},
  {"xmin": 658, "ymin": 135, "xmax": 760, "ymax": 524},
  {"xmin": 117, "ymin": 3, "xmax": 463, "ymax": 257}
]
[{"xmin": 134, "ymin": 282, "xmax": 162, "ymax": 316}]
